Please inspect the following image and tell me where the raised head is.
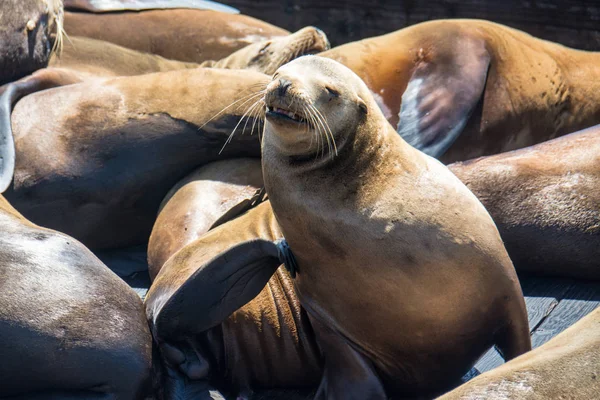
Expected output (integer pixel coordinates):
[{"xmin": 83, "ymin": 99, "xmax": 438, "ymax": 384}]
[{"xmin": 263, "ymin": 56, "xmax": 374, "ymax": 159}]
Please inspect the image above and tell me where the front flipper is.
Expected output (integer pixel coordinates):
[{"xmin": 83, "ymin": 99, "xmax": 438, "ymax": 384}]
[
  {"xmin": 147, "ymin": 238, "xmax": 295, "ymax": 340},
  {"xmin": 311, "ymin": 317, "xmax": 387, "ymax": 400},
  {"xmin": 398, "ymin": 36, "xmax": 490, "ymax": 158},
  {"xmin": 0, "ymin": 68, "xmax": 83, "ymax": 193},
  {"xmin": 63, "ymin": 0, "xmax": 239, "ymax": 13}
]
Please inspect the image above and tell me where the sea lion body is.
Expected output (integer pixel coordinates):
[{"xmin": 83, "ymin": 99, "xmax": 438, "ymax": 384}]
[
  {"xmin": 4, "ymin": 68, "xmax": 270, "ymax": 249},
  {"xmin": 0, "ymin": 0, "xmax": 63, "ymax": 85},
  {"xmin": 148, "ymin": 158, "xmax": 264, "ymax": 279},
  {"xmin": 49, "ymin": 27, "xmax": 329, "ymax": 78},
  {"xmin": 63, "ymin": 9, "xmax": 289, "ymax": 63},
  {"xmin": 449, "ymin": 124, "xmax": 600, "ymax": 280},
  {"xmin": 0, "ymin": 195, "xmax": 152, "ymax": 399},
  {"xmin": 261, "ymin": 56, "xmax": 530, "ymax": 397},
  {"xmin": 438, "ymin": 307, "xmax": 600, "ymax": 400},
  {"xmin": 322, "ymin": 19, "xmax": 600, "ymax": 162}
]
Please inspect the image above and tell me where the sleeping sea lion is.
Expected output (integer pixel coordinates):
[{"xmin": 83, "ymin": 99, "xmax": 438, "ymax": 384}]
[
  {"xmin": 321, "ymin": 19, "xmax": 600, "ymax": 162},
  {"xmin": 0, "ymin": 189, "xmax": 152, "ymax": 398},
  {"xmin": 1, "ymin": 68, "xmax": 270, "ymax": 249},
  {"xmin": 0, "ymin": 0, "xmax": 64, "ymax": 85},
  {"xmin": 448, "ymin": 124, "xmax": 600, "ymax": 280},
  {"xmin": 49, "ymin": 26, "xmax": 329, "ymax": 78},
  {"xmin": 437, "ymin": 306, "xmax": 600, "ymax": 400},
  {"xmin": 63, "ymin": 8, "xmax": 289, "ymax": 63}
]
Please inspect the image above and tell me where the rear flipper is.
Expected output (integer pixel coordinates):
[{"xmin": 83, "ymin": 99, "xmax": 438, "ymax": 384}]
[{"xmin": 0, "ymin": 68, "xmax": 84, "ymax": 192}]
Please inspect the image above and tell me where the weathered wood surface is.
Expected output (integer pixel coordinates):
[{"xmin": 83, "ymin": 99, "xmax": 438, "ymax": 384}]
[
  {"xmin": 223, "ymin": 0, "xmax": 600, "ymax": 50},
  {"xmin": 98, "ymin": 248, "xmax": 600, "ymax": 399}
]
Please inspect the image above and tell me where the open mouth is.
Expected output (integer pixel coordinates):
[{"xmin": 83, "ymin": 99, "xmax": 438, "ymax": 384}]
[{"xmin": 266, "ymin": 106, "xmax": 308, "ymax": 124}]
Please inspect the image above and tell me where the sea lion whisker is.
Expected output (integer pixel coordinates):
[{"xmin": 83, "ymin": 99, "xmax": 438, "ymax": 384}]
[
  {"xmin": 219, "ymin": 97, "xmax": 265, "ymax": 154},
  {"xmin": 308, "ymin": 105, "xmax": 328, "ymax": 159},
  {"xmin": 200, "ymin": 90, "xmax": 266, "ymax": 131},
  {"xmin": 309, "ymin": 104, "xmax": 333, "ymax": 158},
  {"xmin": 311, "ymin": 104, "xmax": 338, "ymax": 157},
  {"xmin": 250, "ymin": 100, "xmax": 265, "ymax": 137}
]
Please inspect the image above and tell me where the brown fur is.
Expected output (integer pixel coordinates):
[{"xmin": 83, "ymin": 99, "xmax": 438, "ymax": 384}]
[
  {"xmin": 449, "ymin": 125, "xmax": 600, "ymax": 280},
  {"xmin": 0, "ymin": 0, "xmax": 63, "ymax": 84},
  {"xmin": 437, "ymin": 307, "xmax": 600, "ymax": 400},
  {"xmin": 63, "ymin": 9, "xmax": 289, "ymax": 63},
  {"xmin": 322, "ymin": 19, "xmax": 600, "ymax": 162},
  {"xmin": 147, "ymin": 202, "xmax": 322, "ymax": 395},
  {"xmin": 148, "ymin": 158, "xmax": 264, "ymax": 279},
  {"xmin": 262, "ymin": 56, "xmax": 530, "ymax": 398},
  {"xmin": 0, "ymin": 194, "xmax": 152, "ymax": 399},
  {"xmin": 50, "ymin": 27, "xmax": 329, "ymax": 78},
  {"xmin": 3, "ymin": 68, "xmax": 271, "ymax": 249}
]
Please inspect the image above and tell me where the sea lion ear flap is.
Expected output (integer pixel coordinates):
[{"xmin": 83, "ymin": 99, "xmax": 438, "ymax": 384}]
[
  {"xmin": 397, "ymin": 36, "xmax": 491, "ymax": 158},
  {"xmin": 0, "ymin": 68, "xmax": 83, "ymax": 193},
  {"xmin": 150, "ymin": 239, "xmax": 288, "ymax": 338}
]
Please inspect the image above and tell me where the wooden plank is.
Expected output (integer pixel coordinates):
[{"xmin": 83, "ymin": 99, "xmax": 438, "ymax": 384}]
[
  {"xmin": 531, "ymin": 281, "xmax": 600, "ymax": 348},
  {"xmin": 472, "ymin": 276, "xmax": 571, "ymax": 374},
  {"xmin": 225, "ymin": 0, "xmax": 600, "ymax": 50}
]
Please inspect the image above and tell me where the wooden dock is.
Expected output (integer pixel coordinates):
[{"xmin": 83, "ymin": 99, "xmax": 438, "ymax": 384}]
[{"xmin": 98, "ymin": 246, "xmax": 600, "ymax": 399}]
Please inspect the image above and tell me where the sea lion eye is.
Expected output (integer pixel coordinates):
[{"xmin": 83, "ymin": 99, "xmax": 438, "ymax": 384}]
[{"xmin": 326, "ymin": 87, "xmax": 340, "ymax": 97}]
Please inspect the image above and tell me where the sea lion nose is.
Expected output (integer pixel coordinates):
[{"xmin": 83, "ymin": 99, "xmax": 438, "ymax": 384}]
[{"xmin": 278, "ymin": 78, "xmax": 292, "ymax": 97}]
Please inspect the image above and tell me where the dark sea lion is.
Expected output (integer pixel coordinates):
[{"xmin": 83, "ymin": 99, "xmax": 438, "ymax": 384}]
[
  {"xmin": 63, "ymin": 0, "xmax": 239, "ymax": 13},
  {"xmin": 2, "ymin": 68, "xmax": 271, "ymax": 249},
  {"xmin": 63, "ymin": 8, "xmax": 289, "ymax": 63},
  {"xmin": 0, "ymin": 0, "xmax": 64, "ymax": 85},
  {"xmin": 321, "ymin": 19, "xmax": 600, "ymax": 162},
  {"xmin": 0, "ymin": 194, "xmax": 152, "ymax": 398},
  {"xmin": 448, "ymin": 124, "xmax": 600, "ymax": 280},
  {"xmin": 438, "ymin": 306, "xmax": 600, "ymax": 400},
  {"xmin": 259, "ymin": 56, "xmax": 530, "ymax": 398},
  {"xmin": 146, "ymin": 201, "xmax": 322, "ymax": 399},
  {"xmin": 148, "ymin": 158, "xmax": 264, "ymax": 279},
  {"xmin": 49, "ymin": 27, "xmax": 329, "ymax": 78}
]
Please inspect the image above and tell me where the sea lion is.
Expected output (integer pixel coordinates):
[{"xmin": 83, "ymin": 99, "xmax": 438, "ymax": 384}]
[
  {"xmin": 63, "ymin": 8, "xmax": 289, "ymax": 63},
  {"xmin": 448, "ymin": 124, "xmax": 600, "ymax": 280},
  {"xmin": 0, "ymin": 193, "xmax": 152, "ymax": 398},
  {"xmin": 437, "ymin": 306, "xmax": 600, "ymax": 400},
  {"xmin": 320, "ymin": 19, "xmax": 600, "ymax": 162},
  {"xmin": 258, "ymin": 56, "xmax": 530, "ymax": 398},
  {"xmin": 0, "ymin": 0, "xmax": 64, "ymax": 85},
  {"xmin": 1, "ymin": 68, "xmax": 270, "ymax": 249},
  {"xmin": 148, "ymin": 158, "xmax": 264, "ymax": 279},
  {"xmin": 146, "ymin": 201, "xmax": 321, "ymax": 399},
  {"xmin": 49, "ymin": 26, "xmax": 329, "ymax": 78}
]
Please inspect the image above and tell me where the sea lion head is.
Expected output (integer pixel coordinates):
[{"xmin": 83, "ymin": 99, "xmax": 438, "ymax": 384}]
[
  {"xmin": 263, "ymin": 56, "xmax": 372, "ymax": 159},
  {"xmin": 0, "ymin": 0, "xmax": 64, "ymax": 85},
  {"xmin": 241, "ymin": 27, "xmax": 330, "ymax": 76}
]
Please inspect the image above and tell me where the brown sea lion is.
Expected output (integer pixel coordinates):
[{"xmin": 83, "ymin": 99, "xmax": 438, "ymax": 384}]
[
  {"xmin": 0, "ymin": 192, "xmax": 152, "ymax": 397},
  {"xmin": 1, "ymin": 68, "xmax": 270, "ymax": 249},
  {"xmin": 448, "ymin": 124, "xmax": 600, "ymax": 280},
  {"xmin": 437, "ymin": 306, "xmax": 600, "ymax": 400},
  {"xmin": 49, "ymin": 27, "xmax": 329, "ymax": 78},
  {"xmin": 321, "ymin": 19, "xmax": 600, "ymax": 162},
  {"xmin": 0, "ymin": 0, "xmax": 64, "ymax": 85},
  {"xmin": 259, "ymin": 56, "xmax": 530, "ymax": 398},
  {"xmin": 63, "ymin": 8, "xmax": 289, "ymax": 63},
  {"xmin": 146, "ymin": 201, "xmax": 321, "ymax": 399},
  {"xmin": 148, "ymin": 158, "xmax": 264, "ymax": 279}
]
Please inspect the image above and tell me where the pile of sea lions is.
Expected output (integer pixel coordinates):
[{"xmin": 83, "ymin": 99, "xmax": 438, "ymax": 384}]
[{"xmin": 0, "ymin": 1, "xmax": 598, "ymax": 399}]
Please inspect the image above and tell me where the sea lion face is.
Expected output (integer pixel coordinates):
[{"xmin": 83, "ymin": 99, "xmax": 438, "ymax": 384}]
[
  {"xmin": 244, "ymin": 27, "xmax": 330, "ymax": 75},
  {"xmin": 264, "ymin": 56, "xmax": 369, "ymax": 158},
  {"xmin": 0, "ymin": 0, "xmax": 63, "ymax": 85}
]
